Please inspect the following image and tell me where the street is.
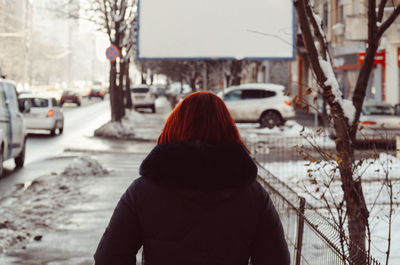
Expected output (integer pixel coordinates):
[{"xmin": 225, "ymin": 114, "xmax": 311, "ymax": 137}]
[{"xmin": 0, "ymin": 98, "xmax": 111, "ymax": 199}]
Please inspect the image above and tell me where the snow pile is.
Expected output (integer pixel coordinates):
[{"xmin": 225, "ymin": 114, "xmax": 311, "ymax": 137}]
[
  {"xmin": 94, "ymin": 97, "xmax": 172, "ymax": 141},
  {"xmin": 61, "ymin": 156, "xmax": 110, "ymax": 177},
  {"xmin": 94, "ymin": 109, "xmax": 145, "ymax": 139},
  {"xmin": 0, "ymin": 157, "xmax": 107, "ymax": 253},
  {"xmin": 155, "ymin": 96, "xmax": 171, "ymax": 111}
]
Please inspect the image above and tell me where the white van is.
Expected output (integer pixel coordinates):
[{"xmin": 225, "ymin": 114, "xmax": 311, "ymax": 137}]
[{"xmin": 0, "ymin": 79, "xmax": 28, "ymax": 177}]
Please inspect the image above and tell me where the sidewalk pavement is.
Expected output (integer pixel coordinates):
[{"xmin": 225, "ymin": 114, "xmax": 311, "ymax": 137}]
[
  {"xmin": 0, "ymin": 141, "xmax": 154, "ymax": 265},
  {"xmin": 0, "ymin": 111, "xmax": 166, "ymax": 265}
]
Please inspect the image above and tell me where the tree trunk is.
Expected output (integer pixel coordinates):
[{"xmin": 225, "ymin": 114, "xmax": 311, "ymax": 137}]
[
  {"xmin": 333, "ymin": 112, "xmax": 368, "ymax": 263},
  {"xmin": 115, "ymin": 60, "xmax": 125, "ymax": 121},
  {"xmin": 294, "ymin": 1, "xmax": 370, "ymax": 263},
  {"xmin": 109, "ymin": 61, "xmax": 117, "ymax": 121},
  {"xmin": 190, "ymin": 77, "xmax": 196, "ymax": 92},
  {"xmin": 125, "ymin": 59, "xmax": 133, "ymax": 109}
]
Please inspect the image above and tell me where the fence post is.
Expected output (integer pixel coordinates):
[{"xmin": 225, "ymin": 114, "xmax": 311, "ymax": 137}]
[
  {"xmin": 396, "ymin": 136, "xmax": 400, "ymax": 160},
  {"xmin": 295, "ymin": 197, "xmax": 306, "ymax": 265}
]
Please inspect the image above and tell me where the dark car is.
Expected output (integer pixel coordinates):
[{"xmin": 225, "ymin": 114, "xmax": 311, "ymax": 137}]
[
  {"xmin": 89, "ymin": 87, "xmax": 104, "ymax": 100},
  {"xmin": 60, "ymin": 90, "xmax": 81, "ymax": 107}
]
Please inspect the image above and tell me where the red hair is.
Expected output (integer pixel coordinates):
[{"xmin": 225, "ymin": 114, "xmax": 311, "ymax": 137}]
[{"xmin": 158, "ymin": 91, "xmax": 245, "ymax": 147}]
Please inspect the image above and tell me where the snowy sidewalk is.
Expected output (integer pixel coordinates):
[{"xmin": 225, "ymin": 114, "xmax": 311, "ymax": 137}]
[
  {"xmin": 0, "ymin": 150, "xmax": 151, "ymax": 264},
  {"xmin": 0, "ymin": 101, "xmax": 173, "ymax": 264}
]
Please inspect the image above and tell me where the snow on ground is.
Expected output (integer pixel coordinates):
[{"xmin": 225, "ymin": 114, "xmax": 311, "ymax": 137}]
[
  {"xmin": 94, "ymin": 109, "xmax": 142, "ymax": 139},
  {"xmin": 241, "ymin": 120, "xmax": 336, "ymax": 149},
  {"xmin": 94, "ymin": 97, "xmax": 171, "ymax": 139},
  {"xmin": 61, "ymin": 156, "xmax": 110, "ymax": 176},
  {"xmin": 154, "ymin": 96, "xmax": 171, "ymax": 111},
  {"xmin": 0, "ymin": 156, "xmax": 109, "ymax": 254},
  {"xmin": 260, "ymin": 153, "xmax": 400, "ymax": 264}
]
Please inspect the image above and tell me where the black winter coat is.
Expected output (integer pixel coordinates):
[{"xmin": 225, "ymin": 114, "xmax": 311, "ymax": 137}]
[{"xmin": 94, "ymin": 141, "xmax": 290, "ymax": 265}]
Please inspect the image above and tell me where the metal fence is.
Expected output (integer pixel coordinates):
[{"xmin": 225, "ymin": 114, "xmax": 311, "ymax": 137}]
[{"xmin": 243, "ymin": 135, "xmax": 382, "ymax": 265}]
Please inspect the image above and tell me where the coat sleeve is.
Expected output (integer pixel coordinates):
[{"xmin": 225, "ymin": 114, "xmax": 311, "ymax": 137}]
[
  {"xmin": 250, "ymin": 186, "xmax": 290, "ymax": 265},
  {"xmin": 94, "ymin": 180, "xmax": 143, "ymax": 265}
]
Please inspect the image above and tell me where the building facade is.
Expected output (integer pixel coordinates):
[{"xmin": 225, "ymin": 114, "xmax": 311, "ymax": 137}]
[
  {"xmin": 294, "ymin": 0, "xmax": 400, "ymax": 106},
  {"xmin": 0, "ymin": 0, "xmax": 33, "ymax": 84}
]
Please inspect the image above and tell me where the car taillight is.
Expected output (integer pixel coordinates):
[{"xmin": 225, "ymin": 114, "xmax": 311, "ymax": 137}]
[
  {"xmin": 46, "ymin": 109, "xmax": 54, "ymax": 117},
  {"xmin": 361, "ymin": 121, "xmax": 376, "ymax": 125},
  {"xmin": 284, "ymin": 100, "xmax": 292, "ymax": 106},
  {"xmin": 99, "ymin": 92, "xmax": 103, "ymax": 96}
]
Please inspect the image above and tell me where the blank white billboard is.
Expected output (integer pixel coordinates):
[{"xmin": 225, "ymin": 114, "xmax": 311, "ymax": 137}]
[{"xmin": 137, "ymin": 0, "xmax": 295, "ymax": 60}]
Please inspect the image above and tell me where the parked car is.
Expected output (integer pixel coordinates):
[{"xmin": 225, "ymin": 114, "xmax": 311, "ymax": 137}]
[
  {"xmin": 131, "ymin": 85, "xmax": 156, "ymax": 113},
  {"xmin": 218, "ymin": 83, "xmax": 295, "ymax": 128},
  {"xmin": 355, "ymin": 101, "xmax": 400, "ymax": 143},
  {"xmin": 0, "ymin": 78, "xmax": 29, "ymax": 176},
  {"xmin": 89, "ymin": 86, "xmax": 105, "ymax": 100},
  {"xmin": 18, "ymin": 94, "xmax": 64, "ymax": 136},
  {"xmin": 60, "ymin": 90, "xmax": 81, "ymax": 106}
]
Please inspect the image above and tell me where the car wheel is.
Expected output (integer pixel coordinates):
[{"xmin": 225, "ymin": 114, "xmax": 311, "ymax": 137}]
[
  {"xmin": 50, "ymin": 128, "xmax": 56, "ymax": 136},
  {"xmin": 14, "ymin": 138, "xmax": 26, "ymax": 168},
  {"xmin": 77, "ymin": 102, "xmax": 81, "ymax": 107},
  {"xmin": 57, "ymin": 120, "xmax": 64, "ymax": 134},
  {"xmin": 60, "ymin": 102, "xmax": 64, "ymax": 107},
  {"xmin": 151, "ymin": 105, "xmax": 156, "ymax": 113},
  {"xmin": 260, "ymin": 111, "xmax": 282, "ymax": 129}
]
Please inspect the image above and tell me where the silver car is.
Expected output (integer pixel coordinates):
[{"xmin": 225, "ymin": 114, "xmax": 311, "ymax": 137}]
[
  {"xmin": 219, "ymin": 83, "xmax": 295, "ymax": 128},
  {"xmin": 356, "ymin": 101, "xmax": 400, "ymax": 143},
  {"xmin": 131, "ymin": 85, "xmax": 156, "ymax": 113},
  {"xmin": 19, "ymin": 94, "xmax": 64, "ymax": 136}
]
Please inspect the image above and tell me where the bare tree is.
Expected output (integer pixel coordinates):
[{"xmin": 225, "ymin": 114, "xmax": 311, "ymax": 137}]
[
  {"xmin": 84, "ymin": 0, "xmax": 137, "ymax": 121},
  {"xmin": 294, "ymin": 0, "xmax": 400, "ymax": 262}
]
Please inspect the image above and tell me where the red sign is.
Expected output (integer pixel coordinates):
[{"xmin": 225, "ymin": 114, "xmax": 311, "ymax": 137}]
[
  {"xmin": 358, "ymin": 50, "xmax": 385, "ymax": 68},
  {"xmin": 398, "ymin": 48, "xmax": 400, "ymax": 67},
  {"xmin": 106, "ymin": 45, "xmax": 120, "ymax": 62}
]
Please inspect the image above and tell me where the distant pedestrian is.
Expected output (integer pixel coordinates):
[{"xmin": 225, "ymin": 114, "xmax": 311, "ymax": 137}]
[{"xmin": 94, "ymin": 91, "xmax": 290, "ymax": 265}]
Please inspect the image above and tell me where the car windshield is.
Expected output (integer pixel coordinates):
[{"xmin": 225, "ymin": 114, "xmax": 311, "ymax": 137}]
[
  {"xmin": 363, "ymin": 105, "xmax": 394, "ymax": 115},
  {"xmin": 131, "ymin": 87, "xmax": 149, "ymax": 93},
  {"xmin": 27, "ymin": 98, "xmax": 49, "ymax": 108}
]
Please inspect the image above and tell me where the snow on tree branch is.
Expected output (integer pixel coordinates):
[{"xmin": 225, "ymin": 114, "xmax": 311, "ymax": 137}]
[
  {"xmin": 308, "ymin": 5, "xmax": 356, "ymax": 124},
  {"xmin": 319, "ymin": 57, "xmax": 355, "ymax": 124}
]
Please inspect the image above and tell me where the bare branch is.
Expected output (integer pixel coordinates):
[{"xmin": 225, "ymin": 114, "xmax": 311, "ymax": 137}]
[
  {"xmin": 377, "ymin": 4, "xmax": 400, "ymax": 39},
  {"xmin": 293, "ymin": 0, "xmax": 326, "ymax": 88},
  {"xmin": 102, "ymin": 0, "xmax": 112, "ymax": 43},
  {"xmin": 304, "ymin": 1, "xmax": 328, "ymax": 60},
  {"xmin": 377, "ymin": 0, "xmax": 389, "ymax": 22}
]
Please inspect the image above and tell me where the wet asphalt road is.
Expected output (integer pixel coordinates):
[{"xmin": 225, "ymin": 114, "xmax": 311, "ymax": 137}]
[{"xmin": 0, "ymin": 97, "xmax": 111, "ymax": 199}]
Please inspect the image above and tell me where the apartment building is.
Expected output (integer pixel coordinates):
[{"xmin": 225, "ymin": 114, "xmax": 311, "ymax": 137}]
[
  {"xmin": 294, "ymin": 0, "xmax": 400, "ymax": 105},
  {"xmin": 0, "ymin": 0, "xmax": 33, "ymax": 82}
]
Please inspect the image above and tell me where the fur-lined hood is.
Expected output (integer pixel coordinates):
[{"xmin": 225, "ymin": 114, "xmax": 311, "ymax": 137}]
[{"xmin": 139, "ymin": 141, "xmax": 257, "ymax": 192}]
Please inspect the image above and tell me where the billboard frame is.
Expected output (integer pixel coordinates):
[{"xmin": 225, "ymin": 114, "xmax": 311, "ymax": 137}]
[{"xmin": 136, "ymin": 0, "xmax": 297, "ymax": 61}]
